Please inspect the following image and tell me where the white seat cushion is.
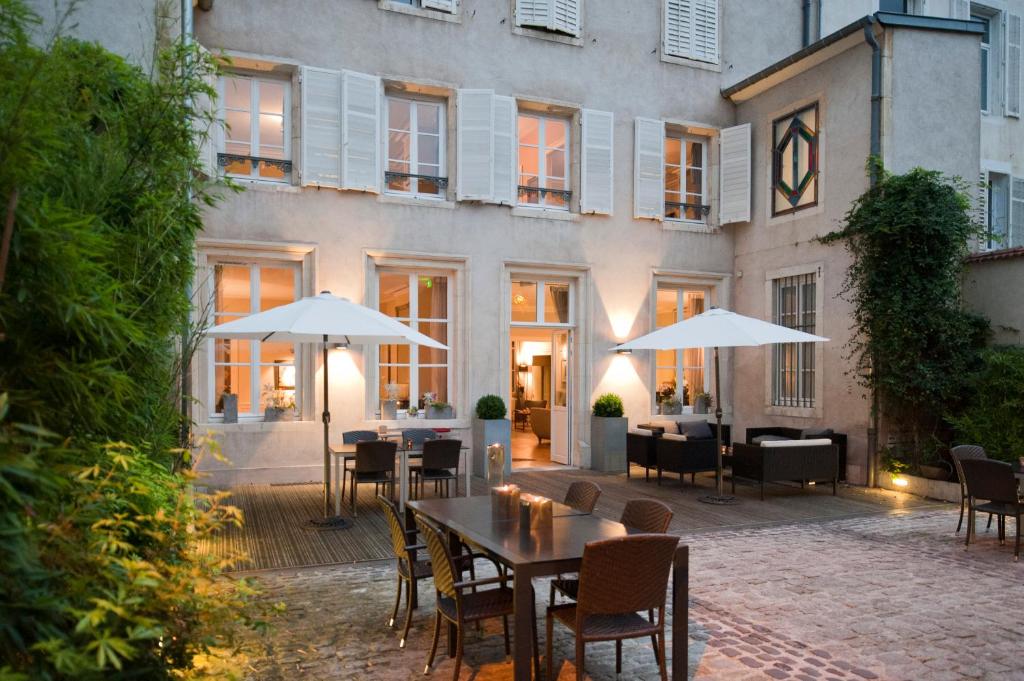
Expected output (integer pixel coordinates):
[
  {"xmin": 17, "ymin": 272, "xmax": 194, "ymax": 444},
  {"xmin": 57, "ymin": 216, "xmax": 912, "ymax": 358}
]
[
  {"xmin": 660, "ymin": 433, "xmax": 688, "ymax": 442},
  {"xmin": 760, "ymin": 438, "xmax": 833, "ymax": 448},
  {"xmin": 646, "ymin": 420, "xmax": 679, "ymax": 433},
  {"xmin": 628, "ymin": 429, "xmax": 653, "ymax": 437}
]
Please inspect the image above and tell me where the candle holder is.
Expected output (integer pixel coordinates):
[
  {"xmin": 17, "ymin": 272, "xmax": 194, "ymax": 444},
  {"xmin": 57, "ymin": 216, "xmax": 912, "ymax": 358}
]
[
  {"xmin": 487, "ymin": 443, "xmax": 507, "ymax": 486},
  {"xmin": 520, "ymin": 493, "xmax": 553, "ymax": 527},
  {"xmin": 490, "ymin": 484, "xmax": 520, "ymax": 521}
]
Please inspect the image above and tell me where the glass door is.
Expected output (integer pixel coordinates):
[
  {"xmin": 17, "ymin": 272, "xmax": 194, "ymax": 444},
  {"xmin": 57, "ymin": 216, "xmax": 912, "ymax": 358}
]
[{"xmin": 550, "ymin": 329, "xmax": 571, "ymax": 465}]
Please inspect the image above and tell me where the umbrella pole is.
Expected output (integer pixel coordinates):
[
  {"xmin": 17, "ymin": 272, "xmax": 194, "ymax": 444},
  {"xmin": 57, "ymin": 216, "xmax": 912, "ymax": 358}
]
[
  {"xmin": 699, "ymin": 345, "xmax": 738, "ymax": 504},
  {"xmin": 311, "ymin": 334, "xmax": 352, "ymax": 529}
]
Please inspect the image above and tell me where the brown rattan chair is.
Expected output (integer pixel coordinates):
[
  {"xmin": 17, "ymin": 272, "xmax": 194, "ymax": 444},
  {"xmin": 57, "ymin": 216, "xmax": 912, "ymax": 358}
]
[
  {"xmin": 961, "ymin": 458, "xmax": 1022, "ymax": 560},
  {"xmin": 348, "ymin": 440, "xmax": 396, "ymax": 517},
  {"xmin": 950, "ymin": 445, "xmax": 992, "ymax": 534},
  {"xmin": 564, "ymin": 480, "xmax": 602, "ymax": 513},
  {"xmin": 546, "ymin": 534, "xmax": 679, "ymax": 681},
  {"xmin": 339, "ymin": 430, "xmax": 379, "ymax": 501},
  {"xmin": 410, "ymin": 438, "xmax": 462, "ymax": 499},
  {"xmin": 414, "ymin": 513, "xmax": 514, "ymax": 680}
]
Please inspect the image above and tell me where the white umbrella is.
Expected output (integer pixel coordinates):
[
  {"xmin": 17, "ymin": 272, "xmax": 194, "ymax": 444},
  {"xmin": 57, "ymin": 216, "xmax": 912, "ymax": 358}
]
[
  {"xmin": 613, "ymin": 307, "xmax": 828, "ymax": 503},
  {"xmin": 207, "ymin": 291, "xmax": 447, "ymax": 526}
]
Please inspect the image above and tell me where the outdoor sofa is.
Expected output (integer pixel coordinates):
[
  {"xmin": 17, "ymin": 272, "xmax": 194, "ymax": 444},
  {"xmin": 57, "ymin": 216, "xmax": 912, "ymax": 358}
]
[
  {"xmin": 745, "ymin": 426, "xmax": 847, "ymax": 481},
  {"xmin": 731, "ymin": 439, "xmax": 839, "ymax": 500},
  {"xmin": 628, "ymin": 420, "xmax": 731, "ymax": 486}
]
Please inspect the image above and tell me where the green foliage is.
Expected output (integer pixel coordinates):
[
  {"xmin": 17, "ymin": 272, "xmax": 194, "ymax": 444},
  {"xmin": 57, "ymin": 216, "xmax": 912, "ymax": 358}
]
[
  {"xmin": 475, "ymin": 394, "xmax": 506, "ymax": 420},
  {"xmin": 820, "ymin": 161, "xmax": 989, "ymax": 465},
  {"xmin": 948, "ymin": 347, "xmax": 1024, "ymax": 462},
  {"xmin": 592, "ymin": 393, "xmax": 624, "ymax": 418}
]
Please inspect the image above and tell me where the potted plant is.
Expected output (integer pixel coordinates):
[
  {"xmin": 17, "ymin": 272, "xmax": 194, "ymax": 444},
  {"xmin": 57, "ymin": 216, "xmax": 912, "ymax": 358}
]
[
  {"xmin": 407, "ymin": 405, "xmax": 418, "ymax": 418},
  {"xmin": 591, "ymin": 393, "xmax": 627, "ymax": 472},
  {"xmin": 220, "ymin": 390, "xmax": 238, "ymax": 424},
  {"xmin": 660, "ymin": 395, "xmax": 682, "ymax": 415},
  {"xmin": 472, "ymin": 394, "xmax": 511, "ymax": 478},
  {"xmin": 693, "ymin": 390, "xmax": 711, "ymax": 415},
  {"xmin": 263, "ymin": 385, "xmax": 295, "ymax": 422},
  {"xmin": 381, "ymin": 383, "xmax": 400, "ymax": 420},
  {"xmin": 427, "ymin": 400, "xmax": 453, "ymax": 419}
]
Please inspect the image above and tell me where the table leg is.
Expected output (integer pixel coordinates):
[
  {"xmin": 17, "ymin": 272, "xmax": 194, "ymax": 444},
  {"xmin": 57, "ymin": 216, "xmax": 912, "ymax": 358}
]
[
  {"xmin": 399, "ymin": 448, "xmax": 409, "ymax": 513},
  {"xmin": 512, "ymin": 565, "xmax": 534, "ymax": 681},
  {"xmin": 333, "ymin": 455, "xmax": 341, "ymax": 517},
  {"xmin": 671, "ymin": 544, "xmax": 689, "ymax": 680},
  {"xmin": 464, "ymin": 449, "xmax": 471, "ymax": 498}
]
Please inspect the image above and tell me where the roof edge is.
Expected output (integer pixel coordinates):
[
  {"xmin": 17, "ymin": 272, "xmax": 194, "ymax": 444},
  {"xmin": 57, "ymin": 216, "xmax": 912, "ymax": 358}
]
[{"xmin": 965, "ymin": 246, "xmax": 1024, "ymax": 264}]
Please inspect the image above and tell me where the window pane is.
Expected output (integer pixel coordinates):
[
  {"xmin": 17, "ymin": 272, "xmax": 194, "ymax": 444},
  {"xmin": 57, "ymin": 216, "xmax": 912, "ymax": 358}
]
[
  {"xmin": 259, "ymin": 113, "xmax": 284, "ymax": 148},
  {"xmin": 226, "ymin": 110, "xmax": 251, "ymax": 144},
  {"xmin": 682, "ymin": 366, "xmax": 704, "ymax": 405},
  {"xmin": 665, "ymin": 166, "xmax": 681, "ymax": 193},
  {"xmin": 417, "ymin": 178, "xmax": 440, "ymax": 195},
  {"xmin": 389, "ymin": 130, "xmax": 411, "ymax": 162},
  {"xmin": 379, "ymin": 343, "xmax": 411, "ymax": 364},
  {"xmin": 224, "ymin": 77, "xmax": 250, "ymax": 111},
  {"xmin": 656, "ymin": 288, "xmax": 677, "ymax": 328},
  {"xmin": 379, "ymin": 273, "xmax": 410, "ymax": 317},
  {"xmin": 419, "ymin": 366, "xmax": 448, "ymax": 404},
  {"xmin": 518, "ymin": 145, "xmax": 539, "ymax": 177},
  {"xmin": 388, "ymin": 98, "xmax": 411, "ymax": 131},
  {"xmin": 655, "ymin": 349, "xmax": 675, "ymax": 367},
  {"xmin": 259, "ymin": 81, "xmax": 284, "ymax": 114},
  {"xmin": 380, "ymin": 366, "xmax": 411, "ymax": 404},
  {"xmin": 518, "ymin": 115, "xmax": 539, "ymax": 146},
  {"xmin": 215, "ymin": 337, "xmax": 251, "ymax": 364},
  {"xmin": 545, "ymin": 149, "xmax": 565, "ymax": 179},
  {"xmin": 683, "ymin": 290, "xmax": 705, "ymax": 318},
  {"xmin": 260, "ymin": 266, "xmax": 295, "ymax": 311},
  {"xmin": 259, "ymin": 367, "xmax": 295, "ymax": 412},
  {"xmin": 418, "ymin": 275, "xmax": 448, "ymax": 319},
  {"xmin": 665, "ymin": 137, "xmax": 681, "ymax": 166},
  {"xmin": 215, "ymin": 364, "xmax": 252, "ymax": 414},
  {"xmin": 215, "ymin": 264, "xmax": 251, "ymax": 313},
  {"xmin": 686, "ymin": 168, "xmax": 702, "ymax": 195},
  {"xmin": 419, "ymin": 322, "xmax": 448, "ymax": 364},
  {"xmin": 511, "ymin": 281, "xmax": 537, "ymax": 322},
  {"xmin": 686, "ymin": 141, "xmax": 703, "ymax": 168},
  {"xmin": 544, "ymin": 283, "xmax": 569, "ymax": 323},
  {"xmin": 546, "ymin": 119, "xmax": 567, "ymax": 149},
  {"xmin": 656, "ymin": 368, "xmax": 677, "ymax": 401},
  {"xmin": 418, "ymin": 102, "xmax": 440, "ymax": 134},
  {"xmin": 417, "ymin": 134, "xmax": 439, "ymax": 166}
]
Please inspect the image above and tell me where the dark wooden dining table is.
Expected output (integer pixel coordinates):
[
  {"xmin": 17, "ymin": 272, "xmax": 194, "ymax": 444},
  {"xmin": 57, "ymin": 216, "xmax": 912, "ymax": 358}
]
[{"xmin": 406, "ymin": 495, "xmax": 689, "ymax": 681}]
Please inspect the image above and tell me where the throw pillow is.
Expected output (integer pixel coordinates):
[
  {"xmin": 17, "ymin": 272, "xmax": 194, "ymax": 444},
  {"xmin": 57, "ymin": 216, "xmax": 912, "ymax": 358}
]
[{"xmin": 678, "ymin": 421, "xmax": 714, "ymax": 440}]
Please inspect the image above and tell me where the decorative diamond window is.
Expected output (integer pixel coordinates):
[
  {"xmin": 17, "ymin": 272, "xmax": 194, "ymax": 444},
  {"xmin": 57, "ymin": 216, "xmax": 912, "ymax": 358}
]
[{"xmin": 772, "ymin": 103, "xmax": 818, "ymax": 216}]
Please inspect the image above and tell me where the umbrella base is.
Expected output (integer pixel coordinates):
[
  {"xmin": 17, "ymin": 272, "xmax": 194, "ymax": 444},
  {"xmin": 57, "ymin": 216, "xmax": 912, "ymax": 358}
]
[
  {"xmin": 308, "ymin": 515, "xmax": 353, "ymax": 530},
  {"xmin": 698, "ymin": 494, "xmax": 739, "ymax": 505}
]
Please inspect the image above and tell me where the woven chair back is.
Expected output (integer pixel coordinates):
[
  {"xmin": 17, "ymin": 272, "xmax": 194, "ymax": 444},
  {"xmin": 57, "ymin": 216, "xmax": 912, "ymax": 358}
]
[
  {"xmin": 402, "ymin": 428, "xmax": 438, "ymax": 446},
  {"xmin": 422, "ymin": 438, "xmax": 461, "ymax": 470},
  {"xmin": 377, "ymin": 495, "xmax": 409, "ymax": 560},
  {"xmin": 950, "ymin": 445, "xmax": 987, "ymax": 487},
  {"xmin": 342, "ymin": 430, "xmax": 379, "ymax": 444},
  {"xmin": 355, "ymin": 440, "xmax": 397, "ymax": 473},
  {"xmin": 576, "ymin": 534, "xmax": 678, "ymax": 615},
  {"xmin": 564, "ymin": 480, "xmax": 602, "ymax": 513},
  {"xmin": 961, "ymin": 458, "xmax": 1018, "ymax": 505},
  {"xmin": 414, "ymin": 514, "xmax": 458, "ymax": 599},
  {"xmin": 620, "ymin": 499, "xmax": 673, "ymax": 533}
]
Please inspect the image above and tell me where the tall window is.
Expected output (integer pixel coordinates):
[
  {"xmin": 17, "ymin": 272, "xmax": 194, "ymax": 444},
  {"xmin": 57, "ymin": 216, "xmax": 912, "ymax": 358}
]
[
  {"xmin": 771, "ymin": 273, "xmax": 816, "ymax": 408},
  {"xmin": 986, "ymin": 172, "xmax": 1010, "ymax": 249},
  {"xmin": 772, "ymin": 103, "xmax": 818, "ymax": 216},
  {"xmin": 385, "ymin": 97, "xmax": 446, "ymax": 198},
  {"xmin": 664, "ymin": 136, "xmax": 707, "ymax": 222},
  {"xmin": 974, "ymin": 13, "xmax": 991, "ymax": 112},
  {"xmin": 221, "ymin": 75, "xmax": 291, "ymax": 182},
  {"xmin": 378, "ymin": 271, "xmax": 451, "ymax": 410},
  {"xmin": 510, "ymin": 280, "xmax": 572, "ymax": 325},
  {"xmin": 654, "ymin": 286, "xmax": 705, "ymax": 409},
  {"xmin": 518, "ymin": 113, "xmax": 570, "ymax": 210},
  {"xmin": 211, "ymin": 262, "xmax": 299, "ymax": 418}
]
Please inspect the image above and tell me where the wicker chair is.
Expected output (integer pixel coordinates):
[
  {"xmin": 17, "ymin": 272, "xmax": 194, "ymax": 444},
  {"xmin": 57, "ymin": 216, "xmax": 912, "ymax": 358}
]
[
  {"xmin": 546, "ymin": 534, "xmax": 679, "ymax": 681},
  {"xmin": 961, "ymin": 458, "xmax": 1022, "ymax": 559},
  {"xmin": 626, "ymin": 429, "xmax": 657, "ymax": 481},
  {"xmin": 950, "ymin": 445, "xmax": 992, "ymax": 534},
  {"xmin": 410, "ymin": 438, "xmax": 462, "ymax": 499},
  {"xmin": 340, "ymin": 431, "xmax": 379, "ymax": 501},
  {"xmin": 414, "ymin": 514, "xmax": 515, "ymax": 680},
  {"xmin": 401, "ymin": 428, "xmax": 438, "ymax": 447},
  {"xmin": 564, "ymin": 480, "xmax": 602, "ymax": 513},
  {"xmin": 348, "ymin": 440, "xmax": 396, "ymax": 517}
]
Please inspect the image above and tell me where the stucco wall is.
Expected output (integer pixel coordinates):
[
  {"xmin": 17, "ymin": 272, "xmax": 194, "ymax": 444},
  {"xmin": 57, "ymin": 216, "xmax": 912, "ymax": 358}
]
[
  {"xmin": 721, "ymin": 0, "xmax": 805, "ymax": 87},
  {"xmin": 192, "ymin": 0, "xmax": 750, "ymax": 485},
  {"xmin": 964, "ymin": 257, "xmax": 1024, "ymax": 344}
]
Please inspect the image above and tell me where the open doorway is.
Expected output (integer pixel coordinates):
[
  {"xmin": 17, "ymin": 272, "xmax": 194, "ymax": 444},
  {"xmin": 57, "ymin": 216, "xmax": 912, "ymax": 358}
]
[{"xmin": 509, "ymin": 327, "xmax": 572, "ymax": 470}]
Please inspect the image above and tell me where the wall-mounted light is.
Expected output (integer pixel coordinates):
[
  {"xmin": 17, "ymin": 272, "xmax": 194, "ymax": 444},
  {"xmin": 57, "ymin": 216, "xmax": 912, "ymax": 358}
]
[
  {"xmin": 330, "ymin": 342, "xmax": 350, "ymax": 351},
  {"xmin": 517, "ymin": 363, "xmax": 528, "ymax": 373},
  {"xmin": 615, "ymin": 348, "xmax": 633, "ymax": 355}
]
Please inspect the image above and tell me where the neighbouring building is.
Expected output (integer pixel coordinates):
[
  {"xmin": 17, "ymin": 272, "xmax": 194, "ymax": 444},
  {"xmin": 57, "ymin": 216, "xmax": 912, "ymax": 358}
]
[{"xmin": 35, "ymin": 1, "xmax": 1010, "ymax": 489}]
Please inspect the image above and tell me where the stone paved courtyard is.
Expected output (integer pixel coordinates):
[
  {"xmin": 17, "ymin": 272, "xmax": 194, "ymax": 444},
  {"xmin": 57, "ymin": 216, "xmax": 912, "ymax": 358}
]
[{"xmin": 233, "ymin": 505, "xmax": 1024, "ymax": 681}]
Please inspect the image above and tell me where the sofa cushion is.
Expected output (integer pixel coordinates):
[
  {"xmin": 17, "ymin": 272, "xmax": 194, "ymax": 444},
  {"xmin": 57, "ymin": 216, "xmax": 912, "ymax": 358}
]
[
  {"xmin": 760, "ymin": 438, "xmax": 834, "ymax": 448},
  {"xmin": 660, "ymin": 433, "xmax": 688, "ymax": 442},
  {"xmin": 678, "ymin": 421, "xmax": 714, "ymax": 440},
  {"xmin": 628, "ymin": 428, "xmax": 653, "ymax": 437},
  {"xmin": 644, "ymin": 420, "xmax": 678, "ymax": 434},
  {"xmin": 752, "ymin": 434, "xmax": 791, "ymax": 444},
  {"xmin": 800, "ymin": 428, "xmax": 834, "ymax": 440}
]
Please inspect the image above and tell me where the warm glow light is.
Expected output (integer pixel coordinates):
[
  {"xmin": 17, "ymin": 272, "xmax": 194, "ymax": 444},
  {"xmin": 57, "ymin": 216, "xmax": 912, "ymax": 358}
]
[
  {"xmin": 892, "ymin": 476, "xmax": 909, "ymax": 488},
  {"xmin": 609, "ymin": 311, "xmax": 638, "ymax": 341}
]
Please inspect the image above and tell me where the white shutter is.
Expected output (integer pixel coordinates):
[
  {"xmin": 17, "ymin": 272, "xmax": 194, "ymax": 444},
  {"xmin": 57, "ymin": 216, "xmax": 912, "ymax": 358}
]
[
  {"xmin": 552, "ymin": 0, "xmax": 581, "ymax": 37},
  {"xmin": 581, "ymin": 109, "xmax": 614, "ymax": 215},
  {"xmin": 977, "ymin": 171, "xmax": 989, "ymax": 231},
  {"xmin": 491, "ymin": 95, "xmax": 516, "ymax": 205},
  {"xmin": 1011, "ymin": 177, "xmax": 1024, "ymax": 247},
  {"xmin": 719, "ymin": 123, "xmax": 751, "ymax": 225},
  {"xmin": 341, "ymin": 70, "xmax": 381, "ymax": 193},
  {"xmin": 634, "ymin": 117, "xmax": 664, "ymax": 220},
  {"xmin": 457, "ymin": 89, "xmax": 494, "ymax": 201},
  {"xmin": 950, "ymin": 0, "xmax": 969, "ymax": 19},
  {"xmin": 195, "ymin": 64, "xmax": 219, "ymax": 179},
  {"xmin": 692, "ymin": 0, "xmax": 719, "ymax": 63},
  {"xmin": 663, "ymin": 0, "xmax": 693, "ymax": 58},
  {"xmin": 421, "ymin": 0, "xmax": 456, "ymax": 12},
  {"xmin": 1006, "ymin": 13, "xmax": 1021, "ymax": 118},
  {"xmin": 300, "ymin": 66, "xmax": 342, "ymax": 188},
  {"xmin": 516, "ymin": 0, "xmax": 551, "ymax": 29}
]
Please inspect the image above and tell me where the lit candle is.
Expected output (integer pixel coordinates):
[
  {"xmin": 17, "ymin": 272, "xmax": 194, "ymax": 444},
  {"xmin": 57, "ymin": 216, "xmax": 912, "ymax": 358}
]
[{"xmin": 491, "ymin": 484, "xmax": 520, "ymax": 521}]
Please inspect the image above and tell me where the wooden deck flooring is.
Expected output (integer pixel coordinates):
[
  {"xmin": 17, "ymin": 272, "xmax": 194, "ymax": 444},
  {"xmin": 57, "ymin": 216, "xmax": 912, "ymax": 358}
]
[{"xmin": 202, "ymin": 467, "xmax": 943, "ymax": 573}]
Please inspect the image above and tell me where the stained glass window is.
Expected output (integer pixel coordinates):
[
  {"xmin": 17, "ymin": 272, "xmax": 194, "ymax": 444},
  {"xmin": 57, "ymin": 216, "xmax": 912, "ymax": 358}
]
[{"xmin": 772, "ymin": 103, "xmax": 818, "ymax": 216}]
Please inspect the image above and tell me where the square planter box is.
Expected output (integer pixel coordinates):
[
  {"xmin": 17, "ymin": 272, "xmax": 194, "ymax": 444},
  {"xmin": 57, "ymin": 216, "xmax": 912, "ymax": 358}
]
[
  {"xmin": 473, "ymin": 418, "xmax": 511, "ymax": 479},
  {"xmin": 381, "ymin": 400, "xmax": 398, "ymax": 420},
  {"xmin": 427, "ymin": 405, "xmax": 453, "ymax": 419},
  {"xmin": 221, "ymin": 393, "xmax": 238, "ymax": 424},
  {"xmin": 590, "ymin": 416, "xmax": 627, "ymax": 472}
]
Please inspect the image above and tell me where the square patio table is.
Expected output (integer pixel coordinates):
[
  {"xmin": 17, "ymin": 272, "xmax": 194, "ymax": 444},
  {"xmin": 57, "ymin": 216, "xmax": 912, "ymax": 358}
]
[
  {"xmin": 406, "ymin": 495, "xmax": 689, "ymax": 681},
  {"xmin": 329, "ymin": 441, "xmax": 471, "ymax": 515}
]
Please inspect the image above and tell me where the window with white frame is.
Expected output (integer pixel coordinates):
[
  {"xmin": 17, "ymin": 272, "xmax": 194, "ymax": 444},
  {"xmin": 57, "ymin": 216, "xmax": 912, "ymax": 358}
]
[
  {"xmin": 771, "ymin": 272, "xmax": 816, "ymax": 408},
  {"xmin": 378, "ymin": 271, "xmax": 451, "ymax": 411},
  {"xmin": 517, "ymin": 113, "xmax": 571, "ymax": 210},
  {"xmin": 664, "ymin": 135, "xmax": 707, "ymax": 222},
  {"xmin": 385, "ymin": 0, "xmax": 456, "ymax": 12},
  {"xmin": 221, "ymin": 75, "xmax": 291, "ymax": 182},
  {"xmin": 974, "ymin": 11, "xmax": 992, "ymax": 113},
  {"xmin": 385, "ymin": 96, "xmax": 447, "ymax": 198},
  {"xmin": 510, "ymin": 279, "xmax": 572, "ymax": 325},
  {"xmin": 985, "ymin": 171, "xmax": 1010, "ymax": 249},
  {"xmin": 514, "ymin": 0, "xmax": 582, "ymax": 38},
  {"xmin": 654, "ymin": 286, "xmax": 706, "ymax": 411},
  {"xmin": 210, "ymin": 260, "xmax": 300, "ymax": 419},
  {"xmin": 663, "ymin": 0, "xmax": 719, "ymax": 64}
]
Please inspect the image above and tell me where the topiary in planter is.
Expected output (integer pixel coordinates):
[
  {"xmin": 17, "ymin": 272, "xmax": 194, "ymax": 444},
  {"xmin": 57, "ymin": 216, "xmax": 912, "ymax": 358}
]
[
  {"xmin": 592, "ymin": 393, "xmax": 624, "ymax": 418},
  {"xmin": 476, "ymin": 394, "xmax": 507, "ymax": 420}
]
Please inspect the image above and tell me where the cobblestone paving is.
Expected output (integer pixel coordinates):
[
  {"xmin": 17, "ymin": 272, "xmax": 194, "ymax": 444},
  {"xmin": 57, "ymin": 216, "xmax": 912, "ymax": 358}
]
[{"xmin": 235, "ymin": 508, "xmax": 1024, "ymax": 680}]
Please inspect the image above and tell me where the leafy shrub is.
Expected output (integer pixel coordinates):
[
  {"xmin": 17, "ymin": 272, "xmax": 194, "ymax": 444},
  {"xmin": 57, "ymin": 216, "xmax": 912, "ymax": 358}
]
[
  {"xmin": 592, "ymin": 393, "xmax": 624, "ymax": 418},
  {"xmin": 948, "ymin": 347, "xmax": 1024, "ymax": 463},
  {"xmin": 475, "ymin": 394, "xmax": 506, "ymax": 420}
]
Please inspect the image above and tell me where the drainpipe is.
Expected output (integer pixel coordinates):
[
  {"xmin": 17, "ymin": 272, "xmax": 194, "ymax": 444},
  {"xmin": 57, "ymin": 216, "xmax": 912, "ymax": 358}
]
[
  {"xmin": 179, "ymin": 0, "xmax": 195, "ymax": 454},
  {"xmin": 863, "ymin": 17, "xmax": 882, "ymax": 488},
  {"xmin": 802, "ymin": 0, "xmax": 812, "ymax": 47}
]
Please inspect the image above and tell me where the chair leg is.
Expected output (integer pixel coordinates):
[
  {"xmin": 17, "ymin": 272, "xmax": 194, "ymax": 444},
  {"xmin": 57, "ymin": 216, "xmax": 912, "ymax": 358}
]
[
  {"xmin": 351, "ymin": 477, "xmax": 357, "ymax": 517},
  {"xmin": 1015, "ymin": 512, "xmax": 1020, "ymax": 560},
  {"xmin": 657, "ymin": 631, "xmax": 669, "ymax": 681},
  {"xmin": 424, "ymin": 611, "xmax": 441, "ymax": 675},
  {"xmin": 616, "ymin": 640, "xmax": 622, "ymax": 674},
  {"xmin": 400, "ymin": 579, "xmax": 415, "ymax": 648},
  {"xmin": 545, "ymin": 612, "xmax": 554, "ymax": 681},
  {"xmin": 965, "ymin": 506, "xmax": 974, "ymax": 549},
  {"xmin": 389, "ymin": 574, "xmax": 403, "ymax": 627},
  {"xmin": 502, "ymin": 615, "xmax": 510, "ymax": 657},
  {"xmin": 999, "ymin": 515, "xmax": 1005, "ymax": 545},
  {"xmin": 987, "ymin": 513, "xmax": 993, "ymax": 531},
  {"xmin": 575, "ymin": 637, "xmax": 585, "ymax": 681},
  {"xmin": 532, "ymin": 587, "xmax": 541, "ymax": 680},
  {"xmin": 451, "ymin": 625, "xmax": 464, "ymax": 681}
]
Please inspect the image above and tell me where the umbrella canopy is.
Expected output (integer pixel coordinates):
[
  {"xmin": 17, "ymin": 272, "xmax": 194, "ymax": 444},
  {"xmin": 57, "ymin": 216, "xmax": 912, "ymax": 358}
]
[
  {"xmin": 206, "ymin": 291, "xmax": 446, "ymax": 348},
  {"xmin": 613, "ymin": 307, "xmax": 828, "ymax": 351},
  {"xmin": 206, "ymin": 290, "xmax": 447, "ymax": 526}
]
